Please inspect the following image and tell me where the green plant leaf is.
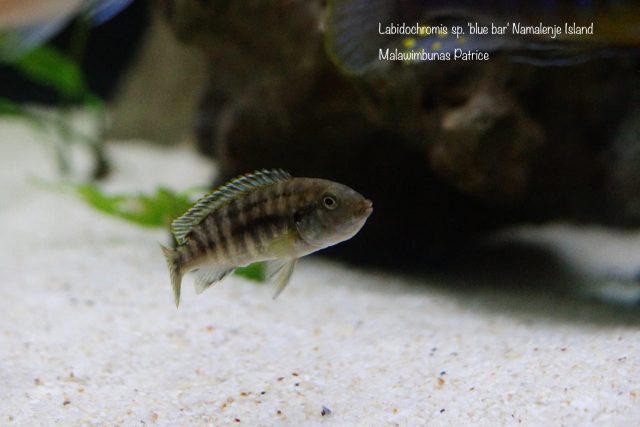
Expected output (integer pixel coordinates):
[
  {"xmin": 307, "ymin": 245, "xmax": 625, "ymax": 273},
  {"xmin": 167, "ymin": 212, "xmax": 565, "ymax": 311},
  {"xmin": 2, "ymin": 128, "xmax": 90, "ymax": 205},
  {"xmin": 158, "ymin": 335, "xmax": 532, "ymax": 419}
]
[
  {"xmin": 14, "ymin": 46, "xmax": 89, "ymax": 101},
  {"xmin": 75, "ymin": 185, "xmax": 195, "ymax": 228},
  {"xmin": 234, "ymin": 262, "xmax": 266, "ymax": 282}
]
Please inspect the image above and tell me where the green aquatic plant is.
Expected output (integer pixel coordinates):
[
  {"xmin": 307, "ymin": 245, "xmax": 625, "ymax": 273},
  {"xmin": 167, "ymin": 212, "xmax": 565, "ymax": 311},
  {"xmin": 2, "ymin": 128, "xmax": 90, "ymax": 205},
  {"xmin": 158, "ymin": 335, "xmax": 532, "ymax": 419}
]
[
  {"xmin": 76, "ymin": 185, "xmax": 194, "ymax": 228},
  {"xmin": 13, "ymin": 45, "xmax": 96, "ymax": 103},
  {"xmin": 233, "ymin": 262, "xmax": 266, "ymax": 282},
  {"xmin": 75, "ymin": 184, "xmax": 267, "ymax": 282},
  {"xmin": 0, "ymin": 26, "xmax": 108, "ymax": 178}
]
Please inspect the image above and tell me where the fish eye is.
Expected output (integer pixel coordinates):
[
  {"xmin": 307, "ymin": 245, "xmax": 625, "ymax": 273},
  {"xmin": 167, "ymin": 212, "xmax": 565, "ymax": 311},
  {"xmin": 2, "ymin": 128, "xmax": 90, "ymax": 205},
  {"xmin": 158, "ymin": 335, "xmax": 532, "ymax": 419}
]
[{"xmin": 322, "ymin": 194, "xmax": 338, "ymax": 210}]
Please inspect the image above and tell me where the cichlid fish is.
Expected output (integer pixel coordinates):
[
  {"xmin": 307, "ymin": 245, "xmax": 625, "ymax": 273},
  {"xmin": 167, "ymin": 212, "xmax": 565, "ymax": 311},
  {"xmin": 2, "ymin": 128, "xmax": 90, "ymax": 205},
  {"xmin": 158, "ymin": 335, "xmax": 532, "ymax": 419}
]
[
  {"xmin": 161, "ymin": 169, "xmax": 373, "ymax": 306},
  {"xmin": 326, "ymin": 0, "xmax": 640, "ymax": 74}
]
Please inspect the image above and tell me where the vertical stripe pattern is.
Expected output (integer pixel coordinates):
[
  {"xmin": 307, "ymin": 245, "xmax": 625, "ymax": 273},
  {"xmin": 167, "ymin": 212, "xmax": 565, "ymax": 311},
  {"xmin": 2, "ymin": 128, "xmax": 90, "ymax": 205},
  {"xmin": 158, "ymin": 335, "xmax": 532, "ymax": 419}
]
[{"xmin": 173, "ymin": 176, "xmax": 332, "ymax": 270}]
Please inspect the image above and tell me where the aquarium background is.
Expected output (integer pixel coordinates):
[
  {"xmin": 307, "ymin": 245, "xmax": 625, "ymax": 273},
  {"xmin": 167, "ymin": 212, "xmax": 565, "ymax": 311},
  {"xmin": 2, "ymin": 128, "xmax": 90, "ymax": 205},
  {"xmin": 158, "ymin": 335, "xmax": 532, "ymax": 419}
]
[{"xmin": 1, "ymin": 1, "xmax": 640, "ymax": 425}]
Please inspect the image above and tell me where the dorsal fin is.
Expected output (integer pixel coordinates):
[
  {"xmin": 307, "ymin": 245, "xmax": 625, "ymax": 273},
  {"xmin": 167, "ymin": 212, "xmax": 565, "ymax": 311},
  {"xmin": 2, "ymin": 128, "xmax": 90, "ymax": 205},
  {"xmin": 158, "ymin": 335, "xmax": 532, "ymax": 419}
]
[{"xmin": 171, "ymin": 169, "xmax": 292, "ymax": 244}]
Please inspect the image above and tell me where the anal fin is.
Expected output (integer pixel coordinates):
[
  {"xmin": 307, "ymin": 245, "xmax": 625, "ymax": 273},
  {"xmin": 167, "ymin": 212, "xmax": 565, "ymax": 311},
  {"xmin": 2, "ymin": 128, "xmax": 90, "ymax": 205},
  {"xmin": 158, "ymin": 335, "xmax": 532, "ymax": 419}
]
[
  {"xmin": 193, "ymin": 265, "xmax": 234, "ymax": 294},
  {"xmin": 265, "ymin": 259, "xmax": 298, "ymax": 300}
]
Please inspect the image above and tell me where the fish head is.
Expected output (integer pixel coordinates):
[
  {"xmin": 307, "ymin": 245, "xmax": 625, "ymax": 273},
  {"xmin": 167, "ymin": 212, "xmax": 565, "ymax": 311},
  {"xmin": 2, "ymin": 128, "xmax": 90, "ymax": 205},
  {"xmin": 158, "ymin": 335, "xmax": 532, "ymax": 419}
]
[{"xmin": 295, "ymin": 179, "xmax": 372, "ymax": 249}]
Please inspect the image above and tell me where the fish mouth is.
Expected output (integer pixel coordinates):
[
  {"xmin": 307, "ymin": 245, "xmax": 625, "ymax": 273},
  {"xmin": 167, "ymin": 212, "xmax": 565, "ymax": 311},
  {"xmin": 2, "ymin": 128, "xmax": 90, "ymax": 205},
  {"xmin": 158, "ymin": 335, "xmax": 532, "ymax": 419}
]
[{"xmin": 361, "ymin": 199, "xmax": 373, "ymax": 216}]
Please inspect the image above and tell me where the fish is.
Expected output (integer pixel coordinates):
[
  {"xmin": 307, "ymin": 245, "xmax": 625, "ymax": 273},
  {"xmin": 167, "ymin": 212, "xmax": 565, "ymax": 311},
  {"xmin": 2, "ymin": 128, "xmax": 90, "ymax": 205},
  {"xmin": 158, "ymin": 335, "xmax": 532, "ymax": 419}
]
[
  {"xmin": 325, "ymin": 0, "xmax": 640, "ymax": 74},
  {"xmin": 0, "ymin": 0, "xmax": 134, "ymax": 58},
  {"xmin": 161, "ymin": 169, "xmax": 373, "ymax": 307}
]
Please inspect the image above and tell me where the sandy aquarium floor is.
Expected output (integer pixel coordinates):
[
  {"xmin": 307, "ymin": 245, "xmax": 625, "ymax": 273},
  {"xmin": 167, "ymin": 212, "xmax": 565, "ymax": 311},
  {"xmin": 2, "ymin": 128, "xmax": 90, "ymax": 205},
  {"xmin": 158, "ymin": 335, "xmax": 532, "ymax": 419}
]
[{"xmin": 1, "ymin": 118, "xmax": 640, "ymax": 427}]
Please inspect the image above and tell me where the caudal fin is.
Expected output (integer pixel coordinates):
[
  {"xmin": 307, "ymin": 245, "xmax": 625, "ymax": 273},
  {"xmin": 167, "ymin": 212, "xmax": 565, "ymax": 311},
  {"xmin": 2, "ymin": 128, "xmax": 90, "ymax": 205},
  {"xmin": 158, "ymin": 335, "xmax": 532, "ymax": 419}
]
[{"xmin": 160, "ymin": 244, "xmax": 183, "ymax": 308}]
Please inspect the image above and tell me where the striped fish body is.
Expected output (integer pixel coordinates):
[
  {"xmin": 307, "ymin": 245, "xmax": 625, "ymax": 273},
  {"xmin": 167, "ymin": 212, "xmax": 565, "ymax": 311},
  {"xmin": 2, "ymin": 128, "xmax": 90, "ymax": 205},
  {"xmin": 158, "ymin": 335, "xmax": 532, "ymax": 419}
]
[
  {"xmin": 175, "ymin": 178, "xmax": 329, "ymax": 270},
  {"xmin": 161, "ymin": 170, "xmax": 372, "ymax": 306}
]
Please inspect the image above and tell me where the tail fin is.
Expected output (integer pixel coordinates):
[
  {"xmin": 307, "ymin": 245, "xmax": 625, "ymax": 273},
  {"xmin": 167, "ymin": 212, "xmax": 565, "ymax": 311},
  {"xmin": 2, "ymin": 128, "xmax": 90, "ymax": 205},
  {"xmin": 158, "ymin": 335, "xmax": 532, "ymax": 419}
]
[{"xmin": 160, "ymin": 244, "xmax": 183, "ymax": 308}]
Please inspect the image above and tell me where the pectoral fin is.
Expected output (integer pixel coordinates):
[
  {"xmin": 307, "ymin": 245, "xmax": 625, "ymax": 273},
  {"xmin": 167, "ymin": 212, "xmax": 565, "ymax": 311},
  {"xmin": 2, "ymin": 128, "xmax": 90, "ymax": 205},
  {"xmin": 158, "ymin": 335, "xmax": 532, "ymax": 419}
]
[
  {"xmin": 266, "ymin": 231, "xmax": 297, "ymax": 258},
  {"xmin": 265, "ymin": 258, "xmax": 298, "ymax": 300}
]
